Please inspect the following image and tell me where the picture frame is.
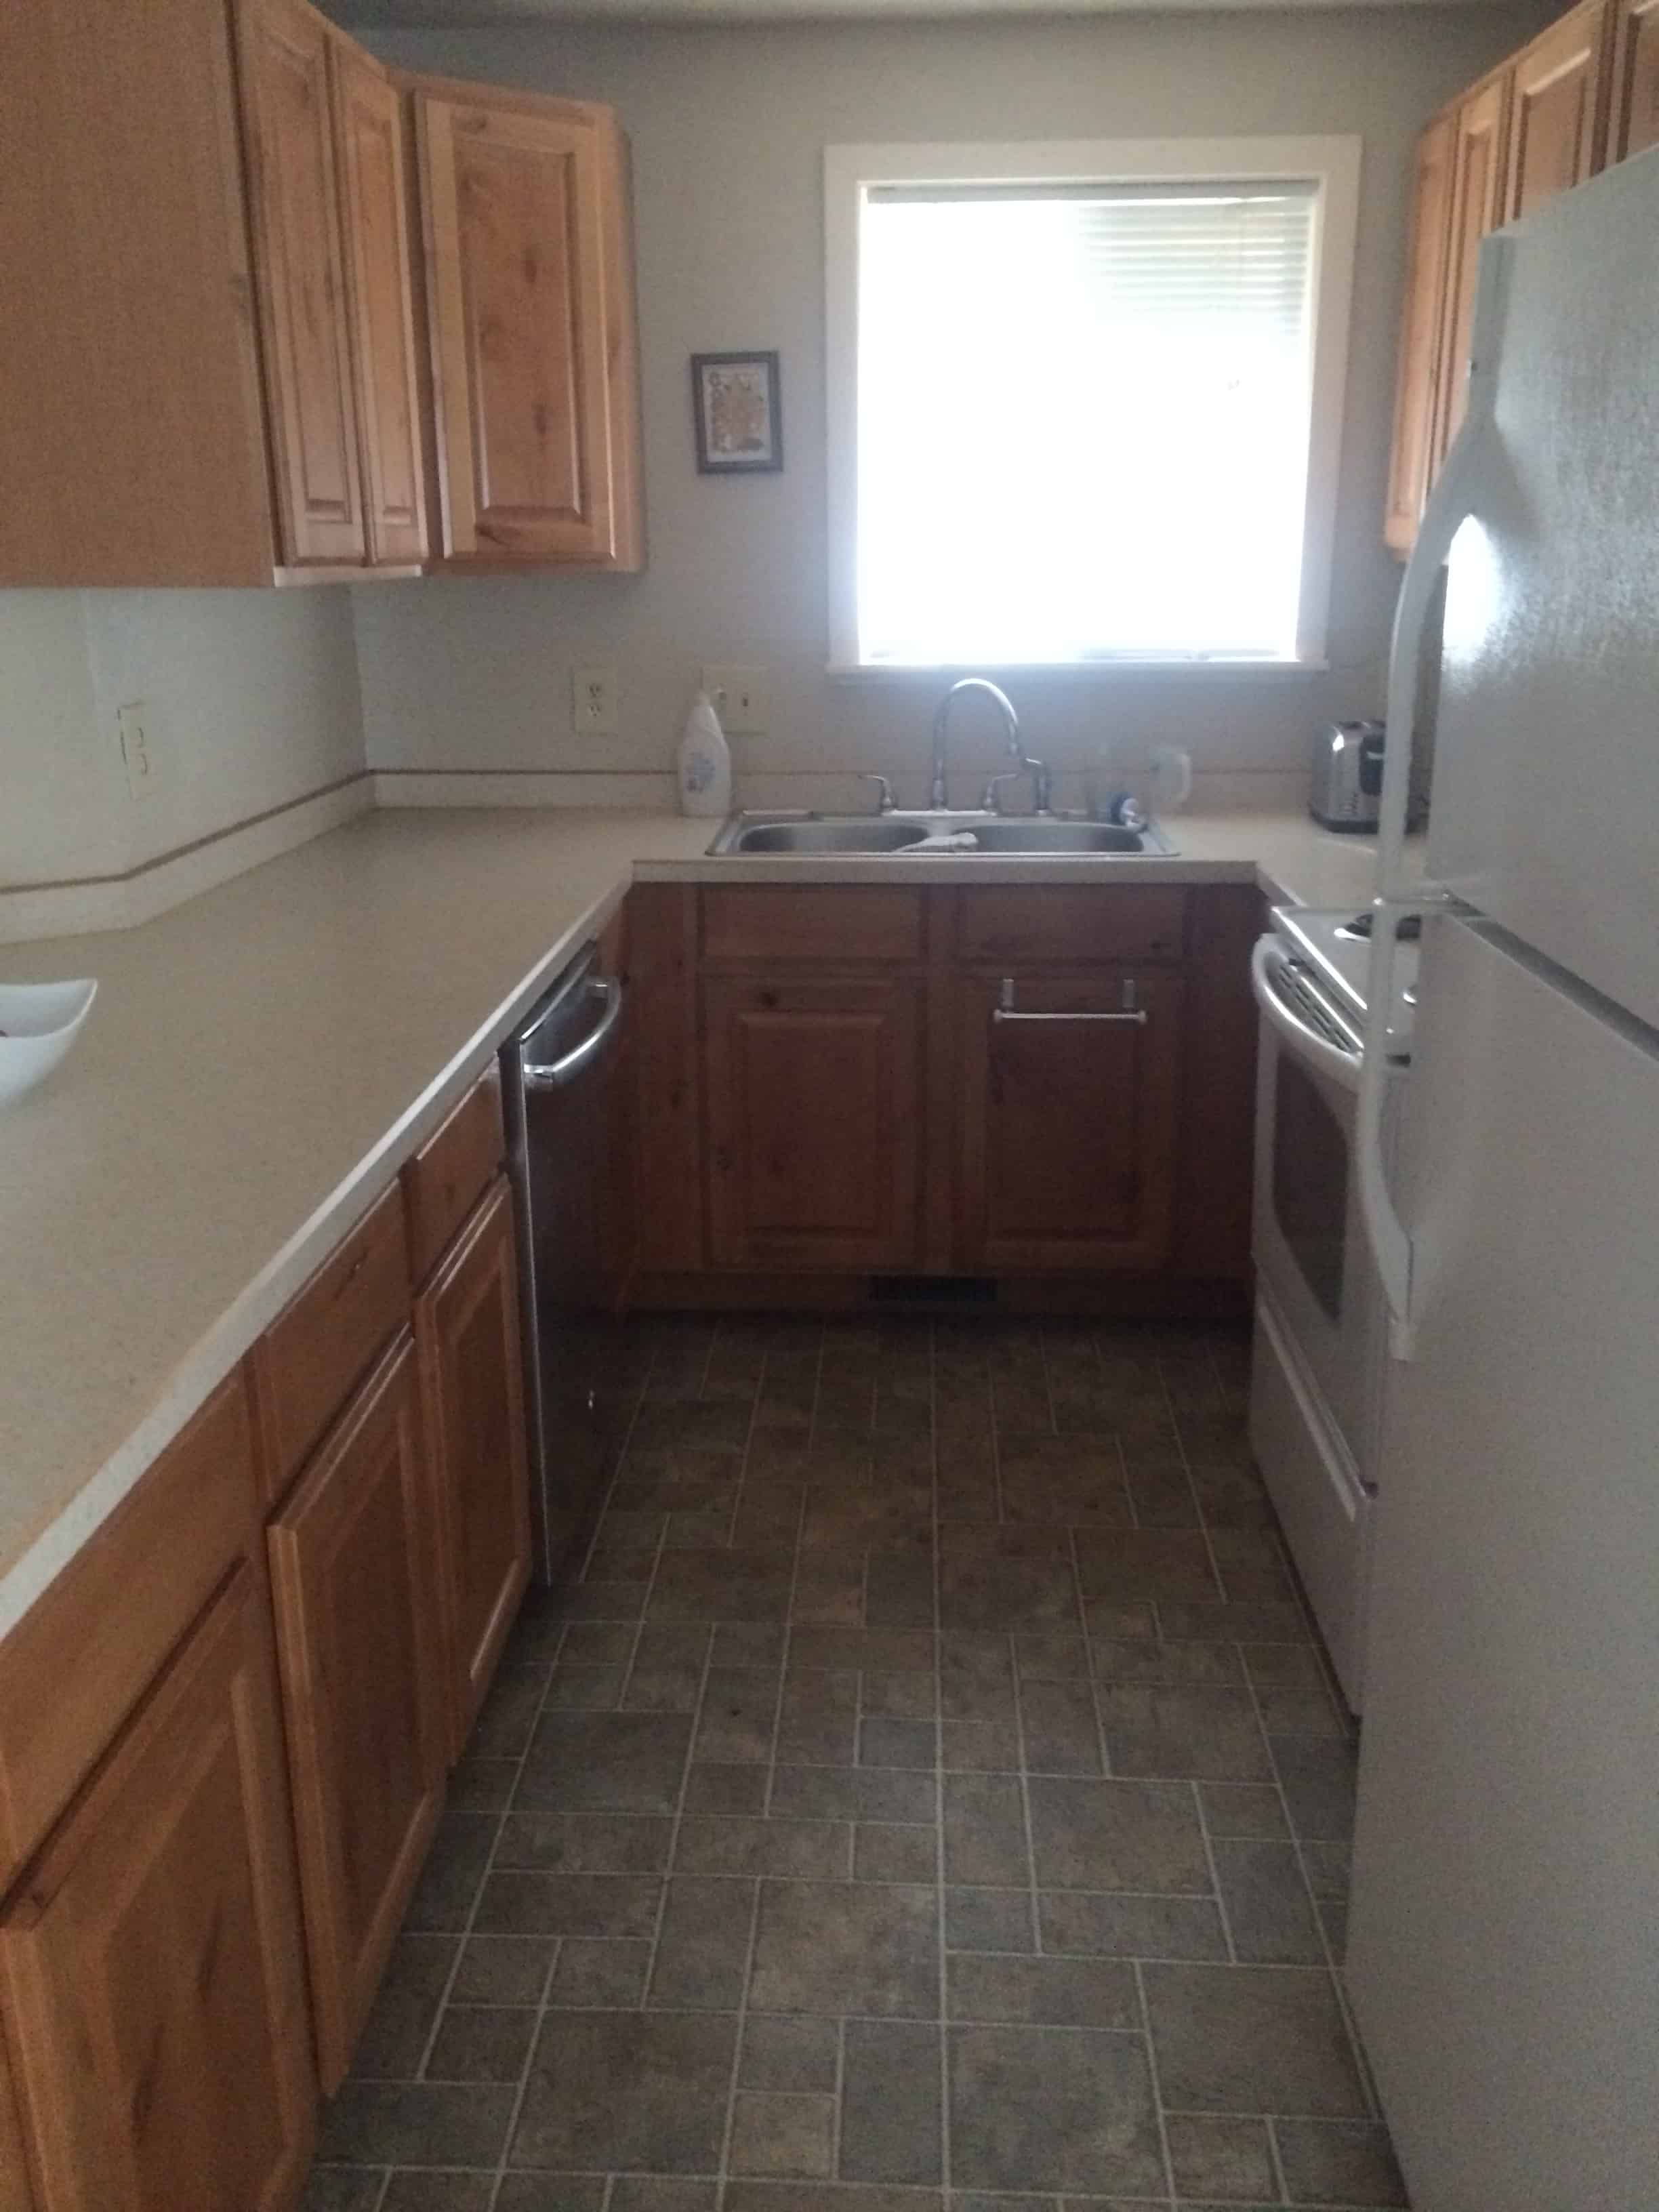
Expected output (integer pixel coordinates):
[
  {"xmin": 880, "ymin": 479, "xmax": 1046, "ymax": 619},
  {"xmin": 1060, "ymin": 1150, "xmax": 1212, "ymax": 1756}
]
[{"xmin": 691, "ymin": 351, "xmax": 783, "ymax": 474}]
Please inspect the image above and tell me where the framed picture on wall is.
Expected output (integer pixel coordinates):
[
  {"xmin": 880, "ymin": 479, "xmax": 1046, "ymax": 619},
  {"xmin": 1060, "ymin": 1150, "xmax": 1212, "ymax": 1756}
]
[{"xmin": 691, "ymin": 352, "xmax": 783, "ymax": 473}]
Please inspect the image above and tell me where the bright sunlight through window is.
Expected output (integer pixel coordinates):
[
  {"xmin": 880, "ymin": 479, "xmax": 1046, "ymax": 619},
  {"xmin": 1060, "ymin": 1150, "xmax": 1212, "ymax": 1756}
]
[{"xmin": 825, "ymin": 143, "xmax": 1359, "ymax": 671}]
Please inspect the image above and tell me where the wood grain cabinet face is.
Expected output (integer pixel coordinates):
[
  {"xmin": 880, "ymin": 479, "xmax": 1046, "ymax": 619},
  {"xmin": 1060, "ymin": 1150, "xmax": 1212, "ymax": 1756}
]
[
  {"xmin": 1502, "ymin": 0, "xmax": 1610, "ymax": 222},
  {"xmin": 1384, "ymin": 112, "xmax": 1456, "ymax": 554},
  {"xmin": 331, "ymin": 39, "xmax": 429, "ymax": 566},
  {"xmin": 237, "ymin": 0, "xmax": 367, "ymax": 567},
  {"xmin": 954, "ymin": 972, "xmax": 1186, "ymax": 1274},
  {"xmin": 415, "ymin": 1179, "xmax": 531, "ymax": 1763},
  {"xmin": 415, "ymin": 89, "xmax": 628, "ymax": 565},
  {"xmin": 1610, "ymin": 0, "xmax": 1659, "ymax": 155},
  {"xmin": 704, "ymin": 975, "xmax": 924, "ymax": 1271},
  {"xmin": 1433, "ymin": 74, "xmax": 1512, "ymax": 474},
  {"xmin": 266, "ymin": 1331, "xmax": 446, "ymax": 2093},
  {"xmin": 0, "ymin": 1568, "xmax": 315, "ymax": 2212}
]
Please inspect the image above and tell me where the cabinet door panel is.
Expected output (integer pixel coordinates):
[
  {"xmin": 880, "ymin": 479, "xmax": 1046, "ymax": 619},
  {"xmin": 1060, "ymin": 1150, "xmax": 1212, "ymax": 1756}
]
[
  {"xmin": 956, "ymin": 972, "xmax": 1185, "ymax": 1273},
  {"xmin": 1384, "ymin": 111, "xmax": 1456, "ymax": 554},
  {"xmin": 705, "ymin": 976, "xmax": 923, "ymax": 1271},
  {"xmin": 267, "ymin": 1331, "xmax": 445, "ymax": 2091},
  {"xmin": 1610, "ymin": 0, "xmax": 1659, "ymax": 156},
  {"xmin": 415, "ymin": 1180, "xmax": 531, "ymax": 1761},
  {"xmin": 418, "ymin": 94, "xmax": 615, "ymax": 561},
  {"xmin": 0, "ymin": 1569, "xmax": 314, "ymax": 2212},
  {"xmin": 331, "ymin": 39, "xmax": 428, "ymax": 566},
  {"xmin": 237, "ymin": 0, "xmax": 365, "ymax": 565},
  {"xmin": 1503, "ymin": 0, "xmax": 1610, "ymax": 222},
  {"xmin": 1432, "ymin": 74, "xmax": 1511, "ymax": 472}
]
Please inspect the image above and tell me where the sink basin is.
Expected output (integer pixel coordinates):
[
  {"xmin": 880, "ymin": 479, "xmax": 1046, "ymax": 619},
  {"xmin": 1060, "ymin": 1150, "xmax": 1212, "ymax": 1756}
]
[
  {"xmin": 731, "ymin": 820, "xmax": 931, "ymax": 854},
  {"xmin": 709, "ymin": 811, "xmax": 1176, "ymax": 857},
  {"xmin": 966, "ymin": 821, "xmax": 1154, "ymax": 853}
]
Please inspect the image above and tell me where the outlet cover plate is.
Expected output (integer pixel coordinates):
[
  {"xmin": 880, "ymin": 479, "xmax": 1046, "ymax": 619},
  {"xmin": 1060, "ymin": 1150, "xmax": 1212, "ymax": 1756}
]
[
  {"xmin": 116, "ymin": 699, "xmax": 173, "ymax": 802},
  {"xmin": 700, "ymin": 664, "xmax": 769, "ymax": 734},
  {"xmin": 571, "ymin": 664, "xmax": 621, "ymax": 737}
]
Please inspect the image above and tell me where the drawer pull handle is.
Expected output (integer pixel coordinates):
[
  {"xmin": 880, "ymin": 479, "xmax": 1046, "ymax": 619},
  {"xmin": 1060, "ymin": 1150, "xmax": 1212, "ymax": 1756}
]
[{"xmin": 992, "ymin": 977, "xmax": 1149, "ymax": 1025}]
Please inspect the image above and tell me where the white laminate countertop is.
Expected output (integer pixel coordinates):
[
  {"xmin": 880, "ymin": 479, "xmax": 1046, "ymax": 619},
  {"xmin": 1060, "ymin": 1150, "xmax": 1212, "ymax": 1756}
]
[{"xmin": 0, "ymin": 804, "xmax": 1387, "ymax": 1635}]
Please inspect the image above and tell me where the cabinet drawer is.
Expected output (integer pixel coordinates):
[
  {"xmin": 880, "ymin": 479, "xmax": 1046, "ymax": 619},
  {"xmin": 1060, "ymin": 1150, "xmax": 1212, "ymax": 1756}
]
[
  {"xmin": 0, "ymin": 1371, "xmax": 258, "ymax": 1889},
  {"xmin": 956, "ymin": 887, "xmax": 1187, "ymax": 966},
  {"xmin": 701, "ymin": 886, "xmax": 925, "ymax": 966},
  {"xmin": 251, "ymin": 1181, "xmax": 410, "ymax": 1503},
  {"xmin": 403, "ymin": 1065, "xmax": 506, "ymax": 1286}
]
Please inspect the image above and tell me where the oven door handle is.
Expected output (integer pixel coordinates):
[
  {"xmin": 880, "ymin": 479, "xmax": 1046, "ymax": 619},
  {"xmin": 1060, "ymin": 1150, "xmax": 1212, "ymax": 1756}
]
[{"xmin": 1250, "ymin": 935, "xmax": 1364, "ymax": 1094}]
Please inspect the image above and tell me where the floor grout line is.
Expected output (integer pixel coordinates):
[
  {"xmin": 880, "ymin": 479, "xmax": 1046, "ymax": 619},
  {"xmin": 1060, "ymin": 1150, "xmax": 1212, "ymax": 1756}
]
[
  {"xmin": 1190, "ymin": 1777, "xmax": 1237, "ymax": 1965},
  {"xmin": 1131, "ymin": 1955, "xmax": 1181, "ymax": 2210}
]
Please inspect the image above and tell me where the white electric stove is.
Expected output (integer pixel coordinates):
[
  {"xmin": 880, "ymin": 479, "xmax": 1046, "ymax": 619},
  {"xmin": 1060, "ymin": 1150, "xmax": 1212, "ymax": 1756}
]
[{"xmin": 1246, "ymin": 906, "xmax": 1418, "ymax": 1711}]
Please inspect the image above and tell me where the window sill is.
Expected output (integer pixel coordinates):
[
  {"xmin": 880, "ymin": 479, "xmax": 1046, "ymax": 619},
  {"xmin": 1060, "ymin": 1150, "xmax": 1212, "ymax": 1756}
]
[{"xmin": 825, "ymin": 658, "xmax": 1331, "ymax": 681}]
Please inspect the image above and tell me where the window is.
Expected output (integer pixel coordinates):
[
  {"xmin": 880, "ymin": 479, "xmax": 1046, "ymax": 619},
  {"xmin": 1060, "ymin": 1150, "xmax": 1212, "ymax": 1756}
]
[{"xmin": 825, "ymin": 139, "xmax": 1360, "ymax": 671}]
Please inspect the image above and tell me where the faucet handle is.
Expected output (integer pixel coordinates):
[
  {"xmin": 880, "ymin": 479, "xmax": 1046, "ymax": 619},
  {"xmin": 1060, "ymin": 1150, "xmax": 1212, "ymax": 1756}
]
[
  {"xmin": 980, "ymin": 769, "xmax": 1024, "ymax": 814},
  {"xmin": 859, "ymin": 773, "xmax": 897, "ymax": 815}
]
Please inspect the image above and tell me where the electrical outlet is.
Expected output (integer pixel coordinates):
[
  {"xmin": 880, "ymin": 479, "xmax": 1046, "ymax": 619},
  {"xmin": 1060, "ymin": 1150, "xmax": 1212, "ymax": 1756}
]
[
  {"xmin": 571, "ymin": 664, "xmax": 621, "ymax": 737},
  {"xmin": 115, "ymin": 699, "xmax": 171, "ymax": 802},
  {"xmin": 700, "ymin": 664, "xmax": 769, "ymax": 735}
]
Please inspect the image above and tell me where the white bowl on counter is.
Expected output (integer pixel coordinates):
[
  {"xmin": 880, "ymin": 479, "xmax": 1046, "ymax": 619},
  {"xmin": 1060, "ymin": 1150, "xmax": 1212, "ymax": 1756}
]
[{"xmin": 0, "ymin": 980, "xmax": 98, "ymax": 1107}]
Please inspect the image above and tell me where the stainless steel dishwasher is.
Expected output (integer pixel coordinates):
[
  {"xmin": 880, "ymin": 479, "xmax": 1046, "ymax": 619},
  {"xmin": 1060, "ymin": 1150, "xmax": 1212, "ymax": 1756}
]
[{"xmin": 500, "ymin": 940, "xmax": 632, "ymax": 1586}]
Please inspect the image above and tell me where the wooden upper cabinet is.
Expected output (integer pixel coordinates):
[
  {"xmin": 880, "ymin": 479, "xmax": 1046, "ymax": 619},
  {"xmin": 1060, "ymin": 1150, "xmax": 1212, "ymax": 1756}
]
[
  {"xmin": 0, "ymin": 1568, "xmax": 315, "ymax": 2212},
  {"xmin": 704, "ymin": 975, "xmax": 924, "ymax": 1271},
  {"xmin": 1610, "ymin": 0, "xmax": 1659, "ymax": 155},
  {"xmin": 1384, "ymin": 112, "xmax": 1456, "ymax": 555},
  {"xmin": 411, "ymin": 79, "xmax": 644, "ymax": 569},
  {"xmin": 331, "ymin": 40, "xmax": 430, "ymax": 567},
  {"xmin": 955, "ymin": 971, "xmax": 1185, "ymax": 1274},
  {"xmin": 0, "ymin": 0, "xmax": 279, "ymax": 586},
  {"xmin": 266, "ymin": 1332, "xmax": 447, "ymax": 2092},
  {"xmin": 415, "ymin": 1179, "xmax": 531, "ymax": 1761},
  {"xmin": 236, "ymin": 0, "xmax": 366, "ymax": 569},
  {"xmin": 1386, "ymin": 0, "xmax": 1630, "ymax": 549},
  {"xmin": 1502, "ymin": 0, "xmax": 1611, "ymax": 221},
  {"xmin": 1431, "ymin": 73, "xmax": 1511, "ymax": 474}
]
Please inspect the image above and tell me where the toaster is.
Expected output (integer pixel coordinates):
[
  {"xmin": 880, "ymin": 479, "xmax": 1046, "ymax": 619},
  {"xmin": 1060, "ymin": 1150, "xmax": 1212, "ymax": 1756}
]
[{"xmin": 1309, "ymin": 720, "xmax": 1386, "ymax": 831}]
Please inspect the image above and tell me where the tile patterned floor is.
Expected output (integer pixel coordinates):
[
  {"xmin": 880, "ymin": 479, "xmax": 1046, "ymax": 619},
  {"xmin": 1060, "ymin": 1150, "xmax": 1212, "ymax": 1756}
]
[{"xmin": 302, "ymin": 1315, "xmax": 1408, "ymax": 2212}]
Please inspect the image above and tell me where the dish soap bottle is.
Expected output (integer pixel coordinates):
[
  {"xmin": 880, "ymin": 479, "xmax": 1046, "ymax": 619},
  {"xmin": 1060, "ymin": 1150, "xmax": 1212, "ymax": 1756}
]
[{"xmin": 678, "ymin": 689, "xmax": 732, "ymax": 818}]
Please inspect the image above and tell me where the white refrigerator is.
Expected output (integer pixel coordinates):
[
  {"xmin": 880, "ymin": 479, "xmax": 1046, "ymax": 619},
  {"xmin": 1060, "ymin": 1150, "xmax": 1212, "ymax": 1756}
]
[{"xmin": 1346, "ymin": 148, "xmax": 1659, "ymax": 2209}]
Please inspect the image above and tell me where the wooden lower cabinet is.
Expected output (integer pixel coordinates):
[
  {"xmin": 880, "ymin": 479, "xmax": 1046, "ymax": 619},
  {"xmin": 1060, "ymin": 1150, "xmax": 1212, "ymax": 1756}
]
[
  {"xmin": 704, "ymin": 973, "xmax": 924, "ymax": 1271},
  {"xmin": 267, "ymin": 1330, "xmax": 447, "ymax": 2093},
  {"xmin": 0, "ymin": 1567, "xmax": 315, "ymax": 2212},
  {"xmin": 415, "ymin": 1179, "xmax": 532, "ymax": 1763},
  {"xmin": 955, "ymin": 970, "xmax": 1185, "ymax": 1273}
]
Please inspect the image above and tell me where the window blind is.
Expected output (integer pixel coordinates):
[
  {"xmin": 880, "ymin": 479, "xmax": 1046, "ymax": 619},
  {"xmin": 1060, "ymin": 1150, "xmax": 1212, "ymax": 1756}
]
[{"xmin": 855, "ymin": 180, "xmax": 1318, "ymax": 663}]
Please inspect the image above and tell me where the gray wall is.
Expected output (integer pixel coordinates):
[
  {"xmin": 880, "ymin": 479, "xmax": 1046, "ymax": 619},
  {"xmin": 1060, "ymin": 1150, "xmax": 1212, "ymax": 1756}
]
[
  {"xmin": 0, "ymin": 590, "xmax": 365, "ymax": 893},
  {"xmin": 350, "ymin": 5, "xmax": 1542, "ymax": 802}
]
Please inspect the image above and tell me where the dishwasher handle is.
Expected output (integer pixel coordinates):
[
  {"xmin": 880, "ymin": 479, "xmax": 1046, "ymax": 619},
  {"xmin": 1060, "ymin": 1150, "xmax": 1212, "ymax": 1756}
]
[{"xmin": 521, "ymin": 975, "xmax": 626, "ymax": 1090}]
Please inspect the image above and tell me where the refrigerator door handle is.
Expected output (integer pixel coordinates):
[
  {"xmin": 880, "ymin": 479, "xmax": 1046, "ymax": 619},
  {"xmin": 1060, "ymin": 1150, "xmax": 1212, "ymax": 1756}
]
[{"xmin": 1359, "ymin": 237, "xmax": 1512, "ymax": 1359}]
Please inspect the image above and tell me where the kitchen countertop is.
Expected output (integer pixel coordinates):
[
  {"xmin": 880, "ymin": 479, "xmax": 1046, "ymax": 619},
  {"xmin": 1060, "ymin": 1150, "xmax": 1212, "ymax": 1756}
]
[{"xmin": 0, "ymin": 804, "xmax": 1387, "ymax": 1637}]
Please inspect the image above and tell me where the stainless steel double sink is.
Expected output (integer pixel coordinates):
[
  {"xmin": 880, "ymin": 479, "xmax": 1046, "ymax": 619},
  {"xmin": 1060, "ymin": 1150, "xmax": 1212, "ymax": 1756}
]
[{"xmin": 707, "ymin": 812, "xmax": 1177, "ymax": 857}]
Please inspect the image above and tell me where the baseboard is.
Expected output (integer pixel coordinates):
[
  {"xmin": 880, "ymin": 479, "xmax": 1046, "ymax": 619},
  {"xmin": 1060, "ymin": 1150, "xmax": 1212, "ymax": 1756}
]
[{"xmin": 626, "ymin": 1270, "xmax": 1251, "ymax": 1319}]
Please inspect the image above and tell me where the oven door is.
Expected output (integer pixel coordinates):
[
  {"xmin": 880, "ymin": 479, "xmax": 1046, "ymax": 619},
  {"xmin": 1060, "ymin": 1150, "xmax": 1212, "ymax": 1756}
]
[{"xmin": 1249, "ymin": 933, "xmax": 1389, "ymax": 1473}]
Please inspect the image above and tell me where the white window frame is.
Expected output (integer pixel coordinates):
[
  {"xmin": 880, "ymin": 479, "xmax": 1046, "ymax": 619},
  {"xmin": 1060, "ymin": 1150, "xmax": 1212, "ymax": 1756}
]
[{"xmin": 824, "ymin": 136, "xmax": 1362, "ymax": 676}]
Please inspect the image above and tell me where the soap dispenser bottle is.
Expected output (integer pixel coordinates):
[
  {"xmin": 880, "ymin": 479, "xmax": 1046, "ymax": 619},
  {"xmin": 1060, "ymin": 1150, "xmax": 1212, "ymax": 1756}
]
[{"xmin": 678, "ymin": 689, "xmax": 732, "ymax": 818}]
